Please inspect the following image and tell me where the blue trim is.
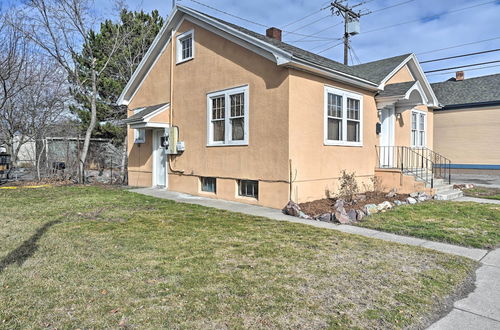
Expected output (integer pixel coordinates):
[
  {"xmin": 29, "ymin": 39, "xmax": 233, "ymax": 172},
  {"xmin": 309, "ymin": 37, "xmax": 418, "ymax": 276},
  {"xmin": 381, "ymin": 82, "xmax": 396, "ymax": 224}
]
[{"xmin": 434, "ymin": 164, "xmax": 500, "ymax": 170}]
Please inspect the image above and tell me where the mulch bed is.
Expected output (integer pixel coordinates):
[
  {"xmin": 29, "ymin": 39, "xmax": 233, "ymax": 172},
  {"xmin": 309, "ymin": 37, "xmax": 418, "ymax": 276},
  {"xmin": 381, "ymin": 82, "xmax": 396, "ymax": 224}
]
[{"xmin": 299, "ymin": 191, "xmax": 410, "ymax": 218}]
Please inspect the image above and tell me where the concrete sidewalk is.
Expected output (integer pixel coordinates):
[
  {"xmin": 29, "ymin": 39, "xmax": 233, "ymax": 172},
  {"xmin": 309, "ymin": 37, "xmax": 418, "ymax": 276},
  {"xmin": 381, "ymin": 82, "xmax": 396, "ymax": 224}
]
[
  {"xmin": 456, "ymin": 196, "xmax": 500, "ymax": 204},
  {"xmin": 130, "ymin": 187, "xmax": 500, "ymax": 329}
]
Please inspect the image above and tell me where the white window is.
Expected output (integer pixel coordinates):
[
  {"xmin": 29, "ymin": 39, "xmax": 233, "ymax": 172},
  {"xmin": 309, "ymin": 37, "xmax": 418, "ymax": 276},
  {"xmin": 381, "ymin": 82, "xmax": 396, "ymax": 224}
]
[
  {"xmin": 134, "ymin": 128, "xmax": 145, "ymax": 144},
  {"xmin": 238, "ymin": 180, "xmax": 258, "ymax": 199},
  {"xmin": 207, "ymin": 85, "xmax": 249, "ymax": 146},
  {"xmin": 411, "ymin": 110, "xmax": 426, "ymax": 147},
  {"xmin": 176, "ymin": 29, "xmax": 194, "ymax": 64},
  {"xmin": 132, "ymin": 108, "xmax": 145, "ymax": 144},
  {"xmin": 324, "ymin": 86, "xmax": 363, "ymax": 146}
]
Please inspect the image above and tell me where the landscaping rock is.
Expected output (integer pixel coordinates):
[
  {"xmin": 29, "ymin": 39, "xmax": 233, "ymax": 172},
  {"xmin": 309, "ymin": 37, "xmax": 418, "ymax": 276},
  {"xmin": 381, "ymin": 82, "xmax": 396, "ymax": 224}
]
[
  {"xmin": 364, "ymin": 204, "xmax": 378, "ymax": 215},
  {"xmin": 282, "ymin": 201, "xmax": 301, "ymax": 217},
  {"xmin": 347, "ymin": 209, "xmax": 357, "ymax": 222},
  {"xmin": 409, "ymin": 192, "xmax": 419, "ymax": 198},
  {"xmin": 356, "ymin": 210, "xmax": 365, "ymax": 221},
  {"xmin": 406, "ymin": 197, "xmax": 417, "ymax": 204},
  {"xmin": 377, "ymin": 201, "xmax": 393, "ymax": 211},
  {"xmin": 355, "ymin": 194, "xmax": 367, "ymax": 201},
  {"xmin": 299, "ymin": 211, "xmax": 312, "ymax": 220},
  {"xmin": 316, "ymin": 213, "xmax": 332, "ymax": 222},
  {"xmin": 393, "ymin": 200, "xmax": 403, "ymax": 206},
  {"xmin": 334, "ymin": 199, "xmax": 345, "ymax": 209},
  {"xmin": 334, "ymin": 211, "xmax": 351, "ymax": 224},
  {"xmin": 385, "ymin": 189, "xmax": 397, "ymax": 198}
]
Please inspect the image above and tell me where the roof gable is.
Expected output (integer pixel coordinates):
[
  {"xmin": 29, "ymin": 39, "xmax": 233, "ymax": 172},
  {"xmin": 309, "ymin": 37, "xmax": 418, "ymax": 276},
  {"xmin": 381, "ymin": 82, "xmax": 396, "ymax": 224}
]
[
  {"xmin": 431, "ymin": 73, "xmax": 500, "ymax": 107},
  {"xmin": 351, "ymin": 54, "xmax": 412, "ymax": 85}
]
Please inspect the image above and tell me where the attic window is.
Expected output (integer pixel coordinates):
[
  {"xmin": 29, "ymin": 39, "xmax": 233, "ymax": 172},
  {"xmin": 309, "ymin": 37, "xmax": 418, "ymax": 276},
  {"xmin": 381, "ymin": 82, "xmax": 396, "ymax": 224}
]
[{"xmin": 176, "ymin": 30, "xmax": 194, "ymax": 64}]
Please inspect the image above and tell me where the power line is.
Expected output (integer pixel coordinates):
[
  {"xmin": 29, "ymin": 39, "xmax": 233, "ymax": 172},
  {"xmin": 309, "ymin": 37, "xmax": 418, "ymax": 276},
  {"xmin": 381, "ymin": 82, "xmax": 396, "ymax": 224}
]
[
  {"xmin": 187, "ymin": 0, "xmax": 348, "ymax": 40},
  {"xmin": 369, "ymin": 0, "xmax": 415, "ymax": 14},
  {"xmin": 362, "ymin": 0, "xmax": 497, "ymax": 35},
  {"xmin": 285, "ymin": 14, "xmax": 331, "ymax": 34},
  {"xmin": 417, "ymin": 36, "xmax": 500, "ymax": 55},
  {"xmin": 426, "ymin": 63, "xmax": 500, "ymax": 76},
  {"xmin": 187, "ymin": 0, "xmax": 268, "ymax": 27},
  {"xmin": 282, "ymin": 1, "xmax": 331, "ymax": 28},
  {"xmin": 317, "ymin": 41, "xmax": 344, "ymax": 54},
  {"xmin": 420, "ymin": 49, "xmax": 500, "ymax": 64},
  {"xmin": 424, "ymin": 60, "xmax": 500, "ymax": 73},
  {"xmin": 288, "ymin": 22, "xmax": 344, "ymax": 43},
  {"xmin": 286, "ymin": 0, "xmax": 417, "ymax": 44}
]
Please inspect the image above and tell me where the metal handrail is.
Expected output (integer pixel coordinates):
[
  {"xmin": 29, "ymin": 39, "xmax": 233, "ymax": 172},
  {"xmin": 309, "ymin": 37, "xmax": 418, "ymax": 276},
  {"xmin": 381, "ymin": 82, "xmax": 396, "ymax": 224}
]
[{"xmin": 376, "ymin": 146, "xmax": 452, "ymax": 188}]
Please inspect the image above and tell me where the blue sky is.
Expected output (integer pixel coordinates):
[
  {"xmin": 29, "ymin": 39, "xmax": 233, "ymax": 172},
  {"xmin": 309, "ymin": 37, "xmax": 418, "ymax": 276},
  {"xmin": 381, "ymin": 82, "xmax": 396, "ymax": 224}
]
[
  {"xmin": 5, "ymin": 0, "xmax": 500, "ymax": 82},
  {"xmin": 120, "ymin": 0, "xmax": 500, "ymax": 82}
]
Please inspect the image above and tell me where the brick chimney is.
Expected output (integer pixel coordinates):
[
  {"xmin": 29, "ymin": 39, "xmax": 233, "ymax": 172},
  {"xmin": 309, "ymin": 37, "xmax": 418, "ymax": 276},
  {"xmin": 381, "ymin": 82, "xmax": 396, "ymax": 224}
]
[
  {"xmin": 456, "ymin": 71, "xmax": 464, "ymax": 81},
  {"xmin": 266, "ymin": 27, "xmax": 282, "ymax": 41}
]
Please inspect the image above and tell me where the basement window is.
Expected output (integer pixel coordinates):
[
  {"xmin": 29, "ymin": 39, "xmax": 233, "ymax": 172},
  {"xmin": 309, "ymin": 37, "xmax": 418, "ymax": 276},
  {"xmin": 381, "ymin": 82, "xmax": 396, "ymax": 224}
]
[
  {"xmin": 207, "ymin": 85, "xmax": 249, "ymax": 146},
  {"xmin": 324, "ymin": 86, "xmax": 363, "ymax": 146},
  {"xmin": 238, "ymin": 180, "xmax": 258, "ymax": 199},
  {"xmin": 176, "ymin": 29, "xmax": 194, "ymax": 64},
  {"xmin": 201, "ymin": 177, "xmax": 216, "ymax": 193}
]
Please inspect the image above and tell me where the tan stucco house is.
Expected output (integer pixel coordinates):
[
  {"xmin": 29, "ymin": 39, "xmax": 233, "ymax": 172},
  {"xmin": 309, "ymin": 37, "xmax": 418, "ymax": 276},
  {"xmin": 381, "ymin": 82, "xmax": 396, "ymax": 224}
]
[
  {"xmin": 119, "ymin": 6, "xmax": 460, "ymax": 209},
  {"xmin": 432, "ymin": 72, "xmax": 500, "ymax": 175}
]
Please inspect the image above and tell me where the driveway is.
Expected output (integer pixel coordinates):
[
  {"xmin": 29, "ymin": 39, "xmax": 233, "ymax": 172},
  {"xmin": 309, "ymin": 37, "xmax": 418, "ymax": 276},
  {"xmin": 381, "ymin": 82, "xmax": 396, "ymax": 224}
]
[{"xmin": 452, "ymin": 174, "xmax": 500, "ymax": 188}]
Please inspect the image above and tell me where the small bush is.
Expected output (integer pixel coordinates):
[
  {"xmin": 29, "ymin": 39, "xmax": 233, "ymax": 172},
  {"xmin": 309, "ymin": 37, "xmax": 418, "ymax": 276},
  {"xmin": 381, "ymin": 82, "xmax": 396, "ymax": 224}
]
[{"xmin": 338, "ymin": 170, "xmax": 359, "ymax": 202}]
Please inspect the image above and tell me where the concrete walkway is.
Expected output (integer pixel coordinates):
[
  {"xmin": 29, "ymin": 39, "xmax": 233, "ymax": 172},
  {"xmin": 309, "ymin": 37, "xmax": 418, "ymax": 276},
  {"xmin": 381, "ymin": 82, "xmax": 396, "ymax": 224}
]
[
  {"xmin": 456, "ymin": 196, "xmax": 500, "ymax": 204},
  {"xmin": 130, "ymin": 188, "xmax": 500, "ymax": 329}
]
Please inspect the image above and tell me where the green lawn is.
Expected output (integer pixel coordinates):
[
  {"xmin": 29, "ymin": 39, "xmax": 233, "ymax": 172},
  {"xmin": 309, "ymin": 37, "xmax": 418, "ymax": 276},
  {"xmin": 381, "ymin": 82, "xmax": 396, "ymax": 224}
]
[
  {"xmin": 0, "ymin": 186, "xmax": 476, "ymax": 329},
  {"xmin": 356, "ymin": 201, "xmax": 500, "ymax": 249},
  {"xmin": 463, "ymin": 187, "xmax": 500, "ymax": 200}
]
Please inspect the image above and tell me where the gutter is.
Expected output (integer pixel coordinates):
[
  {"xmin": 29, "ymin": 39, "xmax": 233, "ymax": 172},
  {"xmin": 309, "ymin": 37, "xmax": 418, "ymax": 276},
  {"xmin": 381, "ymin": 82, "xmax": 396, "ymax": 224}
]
[{"xmin": 435, "ymin": 100, "xmax": 500, "ymax": 111}]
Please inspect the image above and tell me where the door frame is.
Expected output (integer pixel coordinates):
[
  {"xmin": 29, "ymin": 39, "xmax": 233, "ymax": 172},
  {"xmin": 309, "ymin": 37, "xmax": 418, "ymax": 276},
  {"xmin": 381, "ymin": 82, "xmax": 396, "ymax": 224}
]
[
  {"xmin": 152, "ymin": 128, "xmax": 168, "ymax": 188},
  {"xmin": 380, "ymin": 106, "xmax": 396, "ymax": 167}
]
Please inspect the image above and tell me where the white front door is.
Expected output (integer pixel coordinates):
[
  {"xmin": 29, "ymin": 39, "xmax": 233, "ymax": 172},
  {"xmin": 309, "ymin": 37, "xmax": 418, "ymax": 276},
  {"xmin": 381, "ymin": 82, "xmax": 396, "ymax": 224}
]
[
  {"xmin": 152, "ymin": 129, "xmax": 168, "ymax": 188},
  {"xmin": 379, "ymin": 107, "xmax": 395, "ymax": 167}
]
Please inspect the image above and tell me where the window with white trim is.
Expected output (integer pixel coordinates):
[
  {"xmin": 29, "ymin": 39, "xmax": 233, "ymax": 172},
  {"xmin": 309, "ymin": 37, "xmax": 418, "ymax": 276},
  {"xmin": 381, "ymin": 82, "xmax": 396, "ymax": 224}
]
[
  {"xmin": 176, "ymin": 30, "xmax": 194, "ymax": 64},
  {"xmin": 134, "ymin": 128, "xmax": 145, "ymax": 144},
  {"xmin": 324, "ymin": 87, "xmax": 363, "ymax": 146},
  {"xmin": 207, "ymin": 86, "xmax": 249, "ymax": 146},
  {"xmin": 411, "ymin": 110, "xmax": 426, "ymax": 147},
  {"xmin": 238, "ymin": 180, "xmax": 258, "ymax": 199},
  {"xmin": 132, "ymin": 108, "xmax": 145, "ymax": 144}
]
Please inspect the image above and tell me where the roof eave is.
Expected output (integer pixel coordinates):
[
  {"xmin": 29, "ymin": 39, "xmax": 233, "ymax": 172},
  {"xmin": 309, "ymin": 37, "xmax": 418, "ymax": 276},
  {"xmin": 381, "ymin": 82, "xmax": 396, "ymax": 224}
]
[{"xmin": 288, "ymin": 58, "xmax": 379, "ymax": 91}]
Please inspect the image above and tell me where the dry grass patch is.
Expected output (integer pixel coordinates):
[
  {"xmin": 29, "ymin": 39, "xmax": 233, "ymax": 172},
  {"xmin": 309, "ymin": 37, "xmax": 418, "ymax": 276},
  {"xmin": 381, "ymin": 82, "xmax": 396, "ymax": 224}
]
[{"xmin": 0, "ymin": 186, "xmax": 476, "ymax": 329}]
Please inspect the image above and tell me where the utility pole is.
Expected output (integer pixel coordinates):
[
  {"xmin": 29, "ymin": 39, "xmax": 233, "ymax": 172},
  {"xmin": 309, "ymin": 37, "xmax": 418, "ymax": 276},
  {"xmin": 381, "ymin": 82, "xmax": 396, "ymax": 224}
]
[{"xmin": 330, "ymin": 1, "xmax": 366, "ymax": 65}]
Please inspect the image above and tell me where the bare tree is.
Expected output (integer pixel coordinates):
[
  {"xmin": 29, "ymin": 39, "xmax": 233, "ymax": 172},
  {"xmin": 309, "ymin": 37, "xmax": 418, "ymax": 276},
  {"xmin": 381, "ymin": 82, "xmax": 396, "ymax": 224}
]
[
  {"xmin": 0, "ymin": 53, "xmax": 68, "ymax": 171},
  {"xmin": 0, "ymin": 16, "xmax": 29, "ymax": 115},
  {"xmin": 11, "ymin": 0, "xmax": 122, "ymax": 182}
]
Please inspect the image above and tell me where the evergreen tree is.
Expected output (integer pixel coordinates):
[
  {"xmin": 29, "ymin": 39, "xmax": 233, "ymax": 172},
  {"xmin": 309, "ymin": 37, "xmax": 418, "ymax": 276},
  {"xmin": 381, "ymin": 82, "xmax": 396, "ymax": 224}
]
[{"xmin": 70, "ymin": 9, "xmax": 164, "ymax": 141}]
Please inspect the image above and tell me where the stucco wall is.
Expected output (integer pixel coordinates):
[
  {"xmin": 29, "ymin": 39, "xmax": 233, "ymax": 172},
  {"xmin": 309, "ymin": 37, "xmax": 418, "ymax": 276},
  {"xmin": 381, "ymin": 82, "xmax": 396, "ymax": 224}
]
[
  {"xmin": 127, "ymin": 41, "xmax": 173, "ymax": 185},
  {"xmin": 386, "ymin": 64, "xmax": 414, "ymax": 85},
  {"xmin": 125, "ymin": 19, "xmax": 434, "ymax": 207},
  {"xmin": 394, "ymin": 104, "xmax": 434, "ymax": 149},
  {"xmin": 287, "ymin": 69, "xmax": 379, "ymax": 203},
  {"xmin": 434, "ymin": 106, "xmax": 500, "ymax": 165},
  {"xmin": 127, "ymin": 20, "xmax": 291, "ymax": 208}
]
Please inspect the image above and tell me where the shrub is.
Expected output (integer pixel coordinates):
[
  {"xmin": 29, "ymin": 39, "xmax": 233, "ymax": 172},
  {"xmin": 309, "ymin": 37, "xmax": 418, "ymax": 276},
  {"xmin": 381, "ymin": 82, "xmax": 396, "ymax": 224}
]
[{"xmin": 338, "ymin": 170, "xmax": 359, "ymax": 202}]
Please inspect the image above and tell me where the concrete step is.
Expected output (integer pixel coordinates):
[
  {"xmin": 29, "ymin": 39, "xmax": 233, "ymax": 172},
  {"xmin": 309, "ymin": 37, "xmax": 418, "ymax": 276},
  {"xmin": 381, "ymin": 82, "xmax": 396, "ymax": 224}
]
[
  {"xmin": 434, "ymin": 189, "xmax": 464, "ymax": 201},
  {"xmin": 431, "ymin": 184, "xmax": 454, "ymax": 193}
]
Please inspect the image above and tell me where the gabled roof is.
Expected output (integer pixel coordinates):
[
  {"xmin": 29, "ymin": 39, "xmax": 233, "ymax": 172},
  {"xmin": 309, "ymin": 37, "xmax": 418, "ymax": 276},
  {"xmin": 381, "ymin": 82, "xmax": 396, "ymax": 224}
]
[
  {"xmin": 203, "ymin": 12, "xmax": 373, "ymax": 83},
  {"xmin": 351, "ymin": 54, "xmax": 413, "ymax": 86},
  {"xmin": 124, "ymin": 103, "xmax": 170, "ymax": 124},
  {"xmin": 431, "ymin": 73, "xmax": 500, "ymax": 108},
  {"xmin": 118, "ymin": 5, "xmax": 439, "ymax": 108},
  {"xmin": 376, "ymin": 81, "xmax": 416, "ymax": 98}
]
